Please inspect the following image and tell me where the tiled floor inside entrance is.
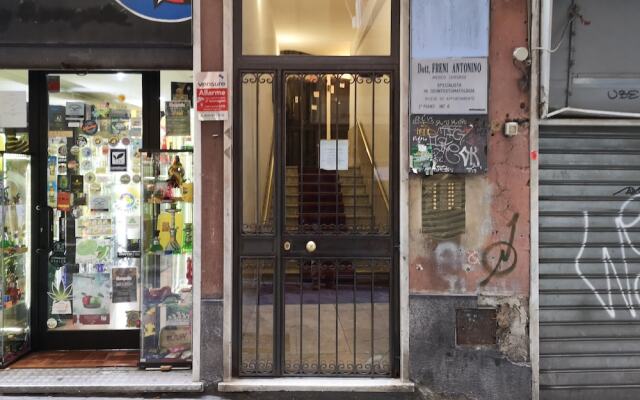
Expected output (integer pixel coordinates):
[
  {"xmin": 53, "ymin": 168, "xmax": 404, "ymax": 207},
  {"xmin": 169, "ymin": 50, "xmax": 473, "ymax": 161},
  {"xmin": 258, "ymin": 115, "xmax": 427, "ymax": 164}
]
[
  {"xmin": 10, "ymin": 350, "xmax": 139, "ymax": 368},
  {"xmin": 241, "ymin": 304, "xmax": 391, "ymax": 374}
]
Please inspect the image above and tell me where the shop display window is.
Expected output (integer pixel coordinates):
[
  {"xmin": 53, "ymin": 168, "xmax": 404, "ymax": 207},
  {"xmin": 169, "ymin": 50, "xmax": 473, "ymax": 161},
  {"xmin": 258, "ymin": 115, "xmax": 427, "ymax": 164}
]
[
  {"xmin": 140, "ymin": 150, "xmax": 193, "ymax": 366},
  {"xmin": 0, "ymin": 70, "xmax": 31, "ymax": 367}
]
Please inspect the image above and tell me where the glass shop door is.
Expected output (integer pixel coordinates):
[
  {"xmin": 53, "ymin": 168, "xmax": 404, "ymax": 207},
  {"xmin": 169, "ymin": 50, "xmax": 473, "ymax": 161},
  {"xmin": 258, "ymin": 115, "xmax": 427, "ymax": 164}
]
[{"xmin": 41, "ymin": 73, "xmax": 144, "ymax": 350}]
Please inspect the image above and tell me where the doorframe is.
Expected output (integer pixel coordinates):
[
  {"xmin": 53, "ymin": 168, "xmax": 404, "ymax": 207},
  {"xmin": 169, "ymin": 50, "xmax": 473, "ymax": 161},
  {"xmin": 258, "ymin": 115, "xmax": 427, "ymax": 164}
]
[
  {"xmin": 29, "ymin": 70, "xmax": 160, "ymax": 351},
  {"xmin": 226, "ymin": 0, "xmax": 404, "ymax": 380}
]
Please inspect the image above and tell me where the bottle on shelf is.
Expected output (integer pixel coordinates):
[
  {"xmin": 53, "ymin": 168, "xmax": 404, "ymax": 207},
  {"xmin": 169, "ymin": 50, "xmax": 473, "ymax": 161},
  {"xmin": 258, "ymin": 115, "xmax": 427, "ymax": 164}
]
[
  {"xmin": 164, "ymin": 204, "xmax": 181, "ymax": 254},
  {"xmin": 149, "ymin": 230, "xmax": 163, "ymax": 254},
  {"xmin": 2, "ymin": 227, "xmax": 14, "ymax": 249},
  {"xmin": 182, "ymin": 223, "xmax": 193, "ymax": 253}
]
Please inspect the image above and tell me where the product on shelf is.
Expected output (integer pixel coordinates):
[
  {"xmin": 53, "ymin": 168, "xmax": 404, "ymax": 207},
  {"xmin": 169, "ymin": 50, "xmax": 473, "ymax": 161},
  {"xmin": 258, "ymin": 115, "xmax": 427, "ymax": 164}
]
[{"xmin": 140, "ymin": 150, "xmax": 193, "ymax": 367}]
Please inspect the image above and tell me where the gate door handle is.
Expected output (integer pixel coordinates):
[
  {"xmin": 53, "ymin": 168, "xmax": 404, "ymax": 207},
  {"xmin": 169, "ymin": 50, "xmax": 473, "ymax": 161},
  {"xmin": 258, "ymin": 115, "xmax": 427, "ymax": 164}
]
[{"xmin": 306, "ymin": 241, "xmax": 317, "ymax": 253}]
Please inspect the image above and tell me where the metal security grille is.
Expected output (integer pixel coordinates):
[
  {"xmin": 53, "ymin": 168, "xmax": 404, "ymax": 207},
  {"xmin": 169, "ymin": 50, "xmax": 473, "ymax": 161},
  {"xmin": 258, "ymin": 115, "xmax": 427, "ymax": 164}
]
[
  {"xmin": 235, "ymin": 70, "xmax": 397, "ymax": 377},
  {"xmin": 539, "ymin": 126, "xmax": 640, "ymax": 400}
]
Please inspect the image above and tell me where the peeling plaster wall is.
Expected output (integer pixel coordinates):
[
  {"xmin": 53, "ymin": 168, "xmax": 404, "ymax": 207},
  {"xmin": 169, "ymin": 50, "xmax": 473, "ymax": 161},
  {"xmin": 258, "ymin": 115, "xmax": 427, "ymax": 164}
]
[
  {"xmin": 409, "ymin": 0, "xmax": 530, "ymax": 297},
  {"xmin": 409, "ymin": 1, "xmax": 532, "ymax": 398}
]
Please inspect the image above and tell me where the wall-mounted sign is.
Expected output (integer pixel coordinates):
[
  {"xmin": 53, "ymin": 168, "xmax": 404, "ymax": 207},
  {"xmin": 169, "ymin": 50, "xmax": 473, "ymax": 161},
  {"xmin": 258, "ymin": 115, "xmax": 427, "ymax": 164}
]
[
  {"xmin": 110, "ymin": 149, "xmax": 128, "ymax": 172},
  {"xmin": 171, "ymin": 82, "xmax": 194, "ymax": 105},
  {"xmin": 115, "ymin": 0, "xmax": 192, "ymax": 23},
  {"xmin": 411, "ymin": 57, "xmax": 488, "ymax": 115},
  {"xmin": 196, "ymin": 72, "xmax": 228, "ymax": 121},
  {"xmin": 411, "ymin": 0, "xmax": 489, "ymax": 59},
  {"xmin": 112, "ymin": 267, "xmax": 138, "ymax": 303},
  {"xmin": 319, "ymin": 140, "xmax": 349, "ymax": 171},
  {"xmin": 0, "ymin": 91, "xmax": 27, "ymax": 128},
  {"xmin": 410, "ymin": 114, "xmax": 488, "ymax": 175},
  {"xmin": 165, "ymin": 100, "xmax": 191, "ymax": 136}
]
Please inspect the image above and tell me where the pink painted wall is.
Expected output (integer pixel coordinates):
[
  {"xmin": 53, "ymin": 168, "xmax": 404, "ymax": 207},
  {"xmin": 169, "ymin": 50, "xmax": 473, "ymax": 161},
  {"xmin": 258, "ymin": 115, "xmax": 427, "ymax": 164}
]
[{"xmin": 409, "ymin": 0, "xmax": 531, "ymax": 296}]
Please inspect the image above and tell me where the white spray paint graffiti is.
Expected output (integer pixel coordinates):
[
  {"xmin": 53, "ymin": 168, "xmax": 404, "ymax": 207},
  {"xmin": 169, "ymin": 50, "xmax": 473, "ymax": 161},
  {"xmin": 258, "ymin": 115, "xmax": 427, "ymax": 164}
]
[
  {"xmin": 459, "ymin": 145, "xmax": 481, "ymax": 169},
  {"xmin": 576, "ymin": 194, "xmax": 640, "ymax": 318}
]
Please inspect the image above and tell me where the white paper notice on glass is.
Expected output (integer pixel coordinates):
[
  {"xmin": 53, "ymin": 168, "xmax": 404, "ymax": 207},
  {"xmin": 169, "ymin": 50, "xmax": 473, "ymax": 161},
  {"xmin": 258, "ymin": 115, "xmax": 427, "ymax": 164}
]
[
  {"xmin": 320, "ymin": 139, "xmax": 349, "ymax": 171},
  {"xmin": 0, "ymin": 91, "xmax": 27, "ymax": 128}
]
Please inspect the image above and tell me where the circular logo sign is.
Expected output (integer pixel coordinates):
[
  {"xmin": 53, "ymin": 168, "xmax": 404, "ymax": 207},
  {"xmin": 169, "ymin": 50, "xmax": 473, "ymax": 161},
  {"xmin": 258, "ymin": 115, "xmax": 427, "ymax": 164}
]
[
  {"xmin": 116, "ymin": 0, "xmax": 192, "ymax": 23},
  {"xmin": 82, "ymin": 120, "xmax": 98, "ymax": 135}
]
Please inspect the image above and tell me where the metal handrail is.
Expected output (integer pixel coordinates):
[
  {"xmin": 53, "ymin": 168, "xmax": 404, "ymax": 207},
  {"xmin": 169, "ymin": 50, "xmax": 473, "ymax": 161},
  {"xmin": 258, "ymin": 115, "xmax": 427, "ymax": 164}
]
[
  {"xmin": 356, "ymin": 121, "xmax": 390, "ymax": 212},
  {"xmin": 261, "ymin": 140, "xmax": 275, "ymax": 225}
]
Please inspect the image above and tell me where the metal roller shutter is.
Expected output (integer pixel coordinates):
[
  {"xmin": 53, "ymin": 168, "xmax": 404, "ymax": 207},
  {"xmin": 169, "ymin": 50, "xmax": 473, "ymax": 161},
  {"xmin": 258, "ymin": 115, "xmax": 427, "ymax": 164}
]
[{"xmin": 539, "ymin": 126, "xmax": 640, "ymax": 399}]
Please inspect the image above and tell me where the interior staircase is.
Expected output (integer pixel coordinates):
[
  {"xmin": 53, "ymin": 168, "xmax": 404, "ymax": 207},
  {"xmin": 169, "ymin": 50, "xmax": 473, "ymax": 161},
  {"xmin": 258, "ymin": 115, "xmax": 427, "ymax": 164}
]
[{"xmin": 285, "ymin": 166, "xmax": 374, "ymax": 231}]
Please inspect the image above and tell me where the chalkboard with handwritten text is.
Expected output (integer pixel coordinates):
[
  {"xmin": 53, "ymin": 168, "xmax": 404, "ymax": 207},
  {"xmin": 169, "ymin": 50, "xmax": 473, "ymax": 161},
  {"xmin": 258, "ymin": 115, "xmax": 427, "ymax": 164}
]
[{"xmin": 410, "ymin": 114, "xmax": 488, "ymax": 174}]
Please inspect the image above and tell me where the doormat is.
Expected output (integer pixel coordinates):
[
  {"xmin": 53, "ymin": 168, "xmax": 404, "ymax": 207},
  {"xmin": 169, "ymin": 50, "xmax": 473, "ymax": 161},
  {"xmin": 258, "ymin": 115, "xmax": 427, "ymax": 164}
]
[{"xmin": 8, "ymin": 350, "xmax": 139, "ymax": 369}]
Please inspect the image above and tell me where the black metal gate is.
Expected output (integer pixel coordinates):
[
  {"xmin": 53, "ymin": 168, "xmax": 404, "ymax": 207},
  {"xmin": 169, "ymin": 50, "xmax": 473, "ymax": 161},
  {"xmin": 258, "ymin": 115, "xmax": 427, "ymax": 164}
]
[{"xmin": 233, "ymin": 69, "xmax": 398, "ymax": 377}]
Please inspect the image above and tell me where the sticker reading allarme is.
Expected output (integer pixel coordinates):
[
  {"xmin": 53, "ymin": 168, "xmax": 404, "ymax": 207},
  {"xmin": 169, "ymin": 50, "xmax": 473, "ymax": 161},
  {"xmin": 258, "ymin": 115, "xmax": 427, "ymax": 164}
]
[
  {"xmin": 196, "ymin": 71, "xmax": 228, "ymax": 121},
  {"xmin": 410, "ymin": 57, "xmax": 488, "ymax": 115}
]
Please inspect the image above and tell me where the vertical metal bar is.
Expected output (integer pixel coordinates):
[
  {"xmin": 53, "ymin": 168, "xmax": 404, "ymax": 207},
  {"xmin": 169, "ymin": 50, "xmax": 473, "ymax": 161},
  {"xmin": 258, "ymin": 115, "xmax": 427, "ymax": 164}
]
[
  {"xmin": 299, "ymin": 75, "xmax": 304, "ymax": 232},
  {"xmin": 387, "ymin": 260, "xmax": 392, "ymax": 376},
  {"xmin": 299, "ymin": 261, "xmax": 303, "ymax": 374},
  {"xmin": 316, "ymin": 76, "xmax": 322, "ymax": 231},
  {"xmin": 370, "ymin": 76, "xmax": 376, "ymax": 231},
  {"xmin": 564, "ymin": 0, "xmax": 576, "ymax": 108},
  {"xmin": 256, "ymin": 259, "xmax": 261, "ymax": 373},
  {"xmin": 335, "ymin": 260, "xmax": 339, "ymax": 373},
  {"xmin": 335, "ymin": 78, "xmax": 339, "ymax": 231},
  {"xmin": 316, "ymin": 261, "xmax": 321, "ymax": 374},
  {"xmin": 352, "ymin": 260, "xmax": 357, "ymax": 374},
  {"xmin": 255, "ymin": 75, "xmax": 260, "ymax": 230},
  {"xmin": 353, "ymin": 76, "xmax": 357, "ymax": 232},
  {"xmin": 275, "ymin": 71, "xmax": 284, "ymax": 376},
  {"xmin": 370, "ymin": 266, "xmax": 375, "ymax": 375},
  {"xmin": 238, "ymin": 259, "xmax": 243, "ymax": 374}
]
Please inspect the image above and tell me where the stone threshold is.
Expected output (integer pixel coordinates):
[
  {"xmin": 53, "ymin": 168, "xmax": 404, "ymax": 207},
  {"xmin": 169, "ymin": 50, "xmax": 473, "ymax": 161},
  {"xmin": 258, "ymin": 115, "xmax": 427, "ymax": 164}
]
[
  {"xmin": 218, "ymin": 378, "xmax": 415, "ymax": 393},
  {"xmin": 0, "ymin": 367, "xmax": 203, "ymax": 394}
]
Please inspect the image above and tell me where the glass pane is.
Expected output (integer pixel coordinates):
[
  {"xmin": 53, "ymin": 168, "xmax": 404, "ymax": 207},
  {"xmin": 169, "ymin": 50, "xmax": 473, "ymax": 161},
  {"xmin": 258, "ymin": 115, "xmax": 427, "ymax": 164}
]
[
  {"xmin": 240, "ymin": 258, "xmax": 274, "ymax": 375},
  {"xmin": 242, "ymin": 73, "xmax": 275, "ymax": 234},
  {"xmin": 0, "ymin": 70, "xmax": 29, "ymax": 153},
  {"xmin": 283, "ymin": 259, "xmax": 391, "ymax": 375},
  {"xmin": 160, "ymin": 71, "xmax": 194, "ymax": 151},
  {"xmin": 243, "ymin": 0, "xmax": 391, "ymax": 56},
  {"xmin": 0, "ymin": 70, "xmax": 31, "ymax": 366},
  {"xmin": 140, "ymin": 151, "xmax": 194, "ymax": 366},
  {"xmin": 46, "ymin": 73, "xmax": 143, "ymax": 332},
  {"xmin": 284, "ymin": 73, "xmax": 390, "ymax": 234},
  {"xmin": 0, "ymin": 154, "xmax": 32, "ymax": 366}
]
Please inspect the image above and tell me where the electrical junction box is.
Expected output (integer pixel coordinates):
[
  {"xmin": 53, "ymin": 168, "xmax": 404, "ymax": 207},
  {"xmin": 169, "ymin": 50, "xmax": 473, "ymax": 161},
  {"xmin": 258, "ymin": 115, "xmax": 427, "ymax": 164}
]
[{"xmin": 504, "ymin": 121, "xmax": 519, "ymax": 137}]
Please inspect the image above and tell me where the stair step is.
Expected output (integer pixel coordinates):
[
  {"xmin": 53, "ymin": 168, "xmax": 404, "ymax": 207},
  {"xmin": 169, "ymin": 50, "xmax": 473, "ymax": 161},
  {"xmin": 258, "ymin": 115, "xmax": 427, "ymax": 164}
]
[
  {"xmin": 338, "ymin": 177, "xmax": 366, "ymax": 184},
  {"xmin": 285, "ymin": 203, "xmax": 371, "ymax": 209}
]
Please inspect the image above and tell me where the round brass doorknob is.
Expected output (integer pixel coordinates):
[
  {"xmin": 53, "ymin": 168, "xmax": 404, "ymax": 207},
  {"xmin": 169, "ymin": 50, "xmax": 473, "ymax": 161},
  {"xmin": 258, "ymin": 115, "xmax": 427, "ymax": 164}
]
[{"xmin": 306, "ymin": 241, "xmax": 317, "ymax": 253}]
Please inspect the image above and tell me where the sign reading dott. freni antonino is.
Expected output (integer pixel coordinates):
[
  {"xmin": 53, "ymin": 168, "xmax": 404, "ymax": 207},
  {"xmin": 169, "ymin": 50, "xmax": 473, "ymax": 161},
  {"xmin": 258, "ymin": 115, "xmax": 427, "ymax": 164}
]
[
  {"xmin": 411, "ymin": 57, "xmax": 488, "ymax": 115},
  {"xmin": 196, "ymin": 72, "xmax": 228, "ymax": 121}
]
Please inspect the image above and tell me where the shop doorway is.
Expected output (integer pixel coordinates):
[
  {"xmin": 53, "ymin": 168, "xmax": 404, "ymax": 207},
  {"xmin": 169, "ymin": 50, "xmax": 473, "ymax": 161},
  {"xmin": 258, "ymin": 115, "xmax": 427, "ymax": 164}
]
[
  {"xmin": 36, "ymin": 72, "xmax": 150, "ymax": 350},
  {"xmin": 0, "ymin": 70, "xmax": 196, "ymax": 364}
]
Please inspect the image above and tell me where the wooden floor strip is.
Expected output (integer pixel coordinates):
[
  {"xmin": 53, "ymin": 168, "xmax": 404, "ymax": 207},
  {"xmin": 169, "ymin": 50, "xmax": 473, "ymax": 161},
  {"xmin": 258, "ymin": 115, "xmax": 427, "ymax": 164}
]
[{"xmin": 9, "ymin": 350, "xmax": 139, "ymax": 369}]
